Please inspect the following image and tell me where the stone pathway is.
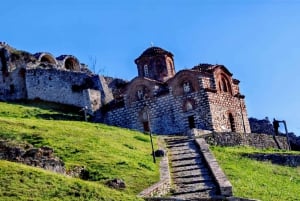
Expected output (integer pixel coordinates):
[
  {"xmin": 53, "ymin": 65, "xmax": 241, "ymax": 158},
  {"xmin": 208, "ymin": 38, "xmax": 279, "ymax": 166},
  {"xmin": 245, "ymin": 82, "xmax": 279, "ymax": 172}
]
[{"xmin": 165, "ymin": 136, "xmax": 220, "ymax": 200}]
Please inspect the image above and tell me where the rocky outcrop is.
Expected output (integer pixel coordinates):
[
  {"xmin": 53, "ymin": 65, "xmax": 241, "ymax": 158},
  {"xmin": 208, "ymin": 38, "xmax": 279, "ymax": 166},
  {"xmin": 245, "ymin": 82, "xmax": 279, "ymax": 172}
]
[
  {"xmin": 0, "ymin": 140, "xmax": 65, "ymax": 174},
  {"xmin": 106, "ymin": 178, "xmax": 126, "ymax": 189}
]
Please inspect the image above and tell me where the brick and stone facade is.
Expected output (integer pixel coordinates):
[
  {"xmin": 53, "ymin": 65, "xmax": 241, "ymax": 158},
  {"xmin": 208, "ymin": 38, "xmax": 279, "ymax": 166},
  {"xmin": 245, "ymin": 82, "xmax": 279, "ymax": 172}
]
[
  {"xmin": 0, "ymin": 43, "xmax": 251, "ymax": 135},
  {"xmin": 104, "ymin": 46, "xmax": 251, "ymax": 134}
]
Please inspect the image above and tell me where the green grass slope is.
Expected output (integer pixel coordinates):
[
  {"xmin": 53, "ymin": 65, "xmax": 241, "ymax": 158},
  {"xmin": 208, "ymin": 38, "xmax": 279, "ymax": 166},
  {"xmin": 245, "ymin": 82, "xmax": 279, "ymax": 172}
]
[
  {"xmin": 0, "ymin": 101, "xmax": 160, "ymax": 200},
  {"xmin": 0, "ymin": 160, "xmax": 138, "ymax": 201},
  {"xmin": 211, "ymin": 146, "xmax": 300, "ymax": 201}
]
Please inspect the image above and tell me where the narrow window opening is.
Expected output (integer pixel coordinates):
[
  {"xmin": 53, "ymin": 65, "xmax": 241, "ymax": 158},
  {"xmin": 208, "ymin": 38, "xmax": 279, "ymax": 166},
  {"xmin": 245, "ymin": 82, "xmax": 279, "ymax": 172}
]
[
  {"xmin": 222, "ymin": 78, "xmax": 228, "ymax": 92},
  {"xmin": 183, "ymin": 81, "xmax": 191, "ymax": 93},
  {"xmin": 144, "ymin": 65, "xmax": 149, "ymax": 77},
  {"xmin": 188, "ymin": 116, "xmax": 195, "ymax": 129},
  {"xmin": 137, "ymin": 89, "xmax": 144, "ymax": 100},
  {"xmin": 143, "ymin": 121, "xmax": 150, "ymax": 132},
  {"xmin": 229, "ymin": 113, "xmax": 236, "ymax": 132}
]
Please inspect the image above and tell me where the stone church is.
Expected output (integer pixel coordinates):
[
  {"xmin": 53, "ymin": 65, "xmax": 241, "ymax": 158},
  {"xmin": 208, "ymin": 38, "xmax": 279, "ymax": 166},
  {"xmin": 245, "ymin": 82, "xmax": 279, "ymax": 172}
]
[
  {"xmin": 103, "ymin": 46, "xmax": 251, "ymax": 134},
  {"xmin": 0, "ymin": 42, "xmax": 251, "ymax": 135}
]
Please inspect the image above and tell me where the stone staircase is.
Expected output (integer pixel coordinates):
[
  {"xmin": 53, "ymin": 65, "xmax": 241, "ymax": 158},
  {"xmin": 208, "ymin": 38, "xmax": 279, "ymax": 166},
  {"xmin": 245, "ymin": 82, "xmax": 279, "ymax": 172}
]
[{"xmin": 165, "ymin": 136, "xmax": 220, "ymax": 200}]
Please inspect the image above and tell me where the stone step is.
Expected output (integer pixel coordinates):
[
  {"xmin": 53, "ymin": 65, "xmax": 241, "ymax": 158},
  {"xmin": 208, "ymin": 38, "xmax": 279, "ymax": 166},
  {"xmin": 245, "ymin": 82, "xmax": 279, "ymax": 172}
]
[
  {"xmin": 164, "ymin": 136, "xmax": 220, "ymax": 200},
  {"xmin": 172, "ymin": 168, "xmax": 210, "ymax": 178},
  {"xmin": 165, "ymin": 138, "xmax": 191, "ymax": 143},
  {"xmin": 171, "ymin": 158, "xmax": 204, "ymax": 167},
  {"xmin": 169, "ymin": 147, "xmax": 197, "ymax": 153},
  {"xmin": 171, "ymin": 159, "xmax": 204, "ymax": 168},
  {"xmin": 174, "ymin": 182, "xmax": 216, "ymax": 195},
  {"xmin": 171, "ymin": 152, "xmax": 199, "ymax": 158},
  {"xmin": 171, "ymin": 150, "xmax": 197, "ymax": 155},
  {"xmin": 172, "ymin": 164, "xmax": 206, "ymax": 173},
  {"xmin": 173, "ymin": 176, "xmax": 214, "ymax": 185},
  {"xmin": 171, "ymin": 155, "xmax": 201, "ymax": 162},
  {"xmin": 168, "ymin": 144, "xmax": 197, "ymax": 151},
  {"xmin": 172, "ymin": 189, "xmax": 218, "ymax": 200},
  {"xmin": 167, "ymin": 143, "xmax": 193, "ymax": 149}
]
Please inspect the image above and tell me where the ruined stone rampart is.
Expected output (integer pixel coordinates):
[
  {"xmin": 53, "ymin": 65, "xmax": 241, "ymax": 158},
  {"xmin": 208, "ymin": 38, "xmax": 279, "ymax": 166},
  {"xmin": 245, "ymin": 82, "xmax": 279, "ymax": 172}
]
[
  {"xmin": 0, "ymin": 68, "xmax": 27, "ymax": 100},
  {"xmin": 0, "ymin": 43, "xmax": 115, "ymax": 114},
  {"xmin": 25, "ymin": 68, "xmax": 101, "ymax": 112}
]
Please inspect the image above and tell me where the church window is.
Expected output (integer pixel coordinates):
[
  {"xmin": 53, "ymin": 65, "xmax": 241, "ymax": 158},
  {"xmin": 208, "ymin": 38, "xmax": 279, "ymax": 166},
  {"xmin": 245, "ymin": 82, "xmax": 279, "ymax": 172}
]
[
  {"xmin": 137, "ymin": 89, "xmax": 144, "ymax": 100},
  {"xmin": 183, "ymin": 81, "xmax": 191, "ymax": 93},
  {"xmin": 144, "ymin": 65, "xmax": 149, "ymax": 77},
  {"xmin": 219, "ymin": 75, "xmax": 232, "ymax": 94},
  {"xmin": 188, "ymin": 116, "xmax": 195, "ymax": 129},
  {"xmin": 185, "ymin": 101, "xmax": 193, "ymax": 111},
  {"xmin": 221, "ymin": 78, "xmax": 228, "ymax": 92}
]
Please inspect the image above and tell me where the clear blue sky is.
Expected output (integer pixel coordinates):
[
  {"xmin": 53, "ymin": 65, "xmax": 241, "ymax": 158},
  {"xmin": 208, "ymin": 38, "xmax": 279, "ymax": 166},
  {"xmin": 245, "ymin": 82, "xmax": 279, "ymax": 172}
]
[{"xmin": 1, "ymin": 0, "xmax": 300, "ymax": 135}]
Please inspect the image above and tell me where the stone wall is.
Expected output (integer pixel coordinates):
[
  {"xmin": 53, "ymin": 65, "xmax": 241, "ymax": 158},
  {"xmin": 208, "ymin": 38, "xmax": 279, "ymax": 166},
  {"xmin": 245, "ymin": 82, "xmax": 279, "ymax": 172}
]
[
  {"xmin": 138, "ymin": 155, "xmax": 171, "ymax": 198},
  {"xmin": 195, "ymin": 138, "xmax": 233, "ymax": 197},
  {"xmin": 201, "ymin": 132, "xmax": 289, "ymax": 150},
  {"xmin": 105, "ymin": 83, "xmax": 251, "ymax": 135},
  {"xmin": 208, "ymin": 92, "xmax": 251, "ymax": 133},
  {"xmin": 25, "ymin": 68, "xmax": 102, "ymax": 112},
  {"xmin": 105, "ymin": 90, "xmax": 213, "ymax": 135},
  {"xmin": 0, "ymin": 44, "xmax": 111, "ymax": 114},
  {"xmin": 0, "ymin": 67, "xmax": 27, "ymax": 100},
  {"xmin": 248, "ymin": 117, "xmax": 274, "ymax": 135}
]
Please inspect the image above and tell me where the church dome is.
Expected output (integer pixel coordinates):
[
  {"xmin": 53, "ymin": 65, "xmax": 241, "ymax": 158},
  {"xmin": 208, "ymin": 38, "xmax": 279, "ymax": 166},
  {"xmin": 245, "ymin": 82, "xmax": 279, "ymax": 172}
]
[{"xmin": 135, "ymin": 46, "xmax": 173, "ymax": 63}]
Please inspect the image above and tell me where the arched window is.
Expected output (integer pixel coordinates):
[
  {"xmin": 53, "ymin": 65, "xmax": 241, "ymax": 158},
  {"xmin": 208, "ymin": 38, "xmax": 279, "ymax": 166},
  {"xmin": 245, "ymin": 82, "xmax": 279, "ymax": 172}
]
[
  {"xmin": 144, "ymin": 65, "xmax": 149, "ymax": 77},
  {"xmin": 183, "ymin": 81, "xmax": 191, "ymax": 93},
  {"xmin": 222, "ymin": 78, "xmax": 228, "ymax": 92},
  {"xmin": 65, "ymin": 58, "xmax": 78, "ymax": 70},
  {"xmin": 40, "ymin": 55, "xmax": 56, "ymax": 64},
  {"xmin": 185, "ymin": 101, "xmax": 193, "ymax": 111},
  {"xmin": 229, "ymin": 113, "xmax": 236, "ymax": 132},
  {"xmin": 137, "ymin": 89, "xmax": 144, "ymax": 100},
  {"xmin": 219, "ymin": 75, "xmax": 232, "ymax": 94}
]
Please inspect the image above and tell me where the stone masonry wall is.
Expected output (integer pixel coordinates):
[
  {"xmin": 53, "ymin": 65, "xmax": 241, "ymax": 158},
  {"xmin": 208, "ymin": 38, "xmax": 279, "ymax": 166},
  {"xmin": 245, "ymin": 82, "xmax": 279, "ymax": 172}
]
[
  {"xmin": 105, "ymin": 90, "xmax": 213, "ymax": 135},
  {"xmin": 0, "ymin": 67, "xmax": 27, "ymax": 100},
  {"xmin": 203, "ymin": 132, "xmax": 289, "ymax": 150},
  {"xmin": 25, "ymin": 68, "xmax": 101, "ymax": 112},
  {"xmin": 208, "ymin": 92, "xmax": 251, "ymax": 133}
]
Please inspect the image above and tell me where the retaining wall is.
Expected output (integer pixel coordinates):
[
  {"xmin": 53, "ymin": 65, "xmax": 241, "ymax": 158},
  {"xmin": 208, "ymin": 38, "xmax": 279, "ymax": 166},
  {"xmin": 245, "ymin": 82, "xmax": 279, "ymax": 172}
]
[{"xmin": 191, "ymin": 129, "xmax": 289, "ymax": 150}]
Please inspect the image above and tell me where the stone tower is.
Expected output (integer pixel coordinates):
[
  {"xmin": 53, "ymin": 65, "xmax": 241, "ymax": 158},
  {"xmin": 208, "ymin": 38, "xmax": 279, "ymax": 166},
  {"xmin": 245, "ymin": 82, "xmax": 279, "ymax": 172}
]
[{"xmin": 134, "ymin": 46, "xmax": 175, "ymax": 82}]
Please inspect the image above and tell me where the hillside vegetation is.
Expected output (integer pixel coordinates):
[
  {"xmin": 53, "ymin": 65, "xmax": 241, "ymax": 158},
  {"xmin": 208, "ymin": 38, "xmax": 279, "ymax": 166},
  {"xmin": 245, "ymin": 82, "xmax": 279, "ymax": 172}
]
[
  {"xmin": 0, "ymin": 101, "xmax": 160, "ymax": 200},
  {"xmin": 211, "ymin": 146, "xmax": 300, "ymax": 201}
]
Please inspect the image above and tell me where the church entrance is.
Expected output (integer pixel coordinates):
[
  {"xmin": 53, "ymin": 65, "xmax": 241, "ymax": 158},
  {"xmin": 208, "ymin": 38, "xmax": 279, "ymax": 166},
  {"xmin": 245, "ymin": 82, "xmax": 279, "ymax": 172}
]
[
  {"xmin": 229, "ymin": 113, "xmax": 236, "ymax": 132},
  {"xmin": 143, "ymin": 121, "xmax": 150, "ymax": 132},
  {"xmin": 188, "ymin": 116, "xmax": 195, "ymax": 129}
]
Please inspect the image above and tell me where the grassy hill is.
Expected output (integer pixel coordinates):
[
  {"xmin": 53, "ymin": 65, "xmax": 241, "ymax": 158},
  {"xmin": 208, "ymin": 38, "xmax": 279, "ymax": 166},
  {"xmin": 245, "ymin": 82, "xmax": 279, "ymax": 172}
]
[
  {"xmin": 0, "ymin": 101, "xmax": 160, "ymax": 200},
  {"xmin": 211, "ymin": 146, "xmax": 300, "ymax": 201},
  {"xmin": 1, "ymin": 101, "xmax": 299, "ymax": 201}
]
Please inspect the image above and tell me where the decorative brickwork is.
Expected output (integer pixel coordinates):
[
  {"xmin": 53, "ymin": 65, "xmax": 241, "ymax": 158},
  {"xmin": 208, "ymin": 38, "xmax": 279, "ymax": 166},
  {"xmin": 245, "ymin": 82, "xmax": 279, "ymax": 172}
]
[
  {"xmin": 0, "ymin": 43, "xmax": 251, "ymax": 135},
  {"xmin": 104, "ymin": 47, "xmax": 251, "ymax": 135}
]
